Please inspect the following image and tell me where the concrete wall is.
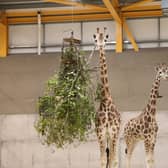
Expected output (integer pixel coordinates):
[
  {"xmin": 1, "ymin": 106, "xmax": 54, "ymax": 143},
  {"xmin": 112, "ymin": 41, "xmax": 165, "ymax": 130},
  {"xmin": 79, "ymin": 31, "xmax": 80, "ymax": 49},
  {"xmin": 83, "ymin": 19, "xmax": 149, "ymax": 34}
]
[
  {"xmin": 1, "ymin": 48, "xmax": 168, "ymax": 114},
  {"xmin": 0, "ymin": 112, "xmax": 168, "ymax": 168},
  {"xmin": 9, "ymin": 18, "xmax": 168, "ymax": 54},
  {"xmin": 1, "ymin": 48, "xmax": 168, "ymax": 167}
]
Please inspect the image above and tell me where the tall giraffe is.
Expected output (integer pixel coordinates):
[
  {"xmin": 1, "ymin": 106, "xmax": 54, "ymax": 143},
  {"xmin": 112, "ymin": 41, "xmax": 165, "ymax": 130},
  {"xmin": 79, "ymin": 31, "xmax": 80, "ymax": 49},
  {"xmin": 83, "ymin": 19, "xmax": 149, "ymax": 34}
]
[
  {"xmin": 93, "ymin": 28, "xmax": 121, "ymax": 168},
  {"xmin": 124, "ymin": 63, "xmax": 168, "ymax": 168}
]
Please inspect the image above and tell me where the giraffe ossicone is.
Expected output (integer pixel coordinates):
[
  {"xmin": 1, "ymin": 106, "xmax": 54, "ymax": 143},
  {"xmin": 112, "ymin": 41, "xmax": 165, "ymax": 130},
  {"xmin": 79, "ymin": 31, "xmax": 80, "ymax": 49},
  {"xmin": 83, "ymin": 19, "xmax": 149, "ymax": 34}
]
[
  {"xmin": 124, "ymin": 63, "xmax": 168, "ymax": 168},
  {"xmin": 93, "ymin": 28, "xmax": 121, "ymax": 168}
]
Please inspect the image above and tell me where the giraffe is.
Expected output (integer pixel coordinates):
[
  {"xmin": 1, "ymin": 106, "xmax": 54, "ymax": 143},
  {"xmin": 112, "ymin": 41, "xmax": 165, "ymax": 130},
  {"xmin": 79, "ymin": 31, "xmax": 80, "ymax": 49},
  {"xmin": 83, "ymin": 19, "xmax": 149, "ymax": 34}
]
[
  {"xmin": 124, "ymin": 63, "xmax": 168, "ymax": 168},
  {"xmin": 93, "ymin": 27, "xmax": 121, "ymax": 168}
]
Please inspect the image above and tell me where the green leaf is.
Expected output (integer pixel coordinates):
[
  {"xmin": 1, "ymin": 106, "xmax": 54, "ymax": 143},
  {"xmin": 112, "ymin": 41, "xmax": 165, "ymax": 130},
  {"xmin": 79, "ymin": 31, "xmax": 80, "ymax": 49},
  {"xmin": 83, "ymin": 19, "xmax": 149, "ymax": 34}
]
[{"xmin": 35, "ymin": 45, "xmax": 96, "ymax": 148}]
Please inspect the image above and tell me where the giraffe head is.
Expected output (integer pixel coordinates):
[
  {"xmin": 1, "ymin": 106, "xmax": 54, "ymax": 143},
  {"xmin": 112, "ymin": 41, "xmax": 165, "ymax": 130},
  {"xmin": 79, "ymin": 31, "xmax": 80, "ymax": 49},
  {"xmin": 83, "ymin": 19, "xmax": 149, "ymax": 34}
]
[
  {"xmin": 155, "ymin": 63, "xmax": 168, "ymax": 80},
  {"xmin": 93, "ymin": 27, "xmax": 109, "ymax": 49}
]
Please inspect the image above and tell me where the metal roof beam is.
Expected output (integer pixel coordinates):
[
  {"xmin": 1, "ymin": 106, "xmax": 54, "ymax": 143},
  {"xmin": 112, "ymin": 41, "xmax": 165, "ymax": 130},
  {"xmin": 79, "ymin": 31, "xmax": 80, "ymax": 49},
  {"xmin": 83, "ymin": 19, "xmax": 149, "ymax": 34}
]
[
  {"xmin": 102, "ymin": 0, "xmax": 139, "ymax": 52},
  {"xmin": 102, "ymin": 0, "xmax": 121, "ymax": 24},
  {"xmin": 123, "ymin": 10, "xmax": 162, "ymax": 18},
  {"xmin": 8, "ymin": 13, "xmax": 112, "ymax": 24},
  {"xmin": 7, "ymin": 8, "xmax": 108, "ymax": 18}
]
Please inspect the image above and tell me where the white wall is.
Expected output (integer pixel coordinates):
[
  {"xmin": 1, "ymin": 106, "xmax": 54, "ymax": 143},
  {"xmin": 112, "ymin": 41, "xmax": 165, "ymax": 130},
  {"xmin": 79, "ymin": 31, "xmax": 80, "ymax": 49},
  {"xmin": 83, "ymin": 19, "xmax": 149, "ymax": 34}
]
[
  {"xmin": 9, "ymin": 24, "xmax": 43, "ymax": 53},
  {"xmin": 0, "ymin": 112, "xmax": 168, "ymax": 168},
  {"xmin": 126, "ymin": 19, "xmax": 158, "ymax": 41},
  {"xmin": 160, "ymin": 17, "xmax": 168, "ymax": 47},
  {"xmin": 125, "ymin": 18, "xmax": 159, "ymax": 49},
  {"xmin": 9, "ymin": 17, "xmax": 168, "ymax": 54}
]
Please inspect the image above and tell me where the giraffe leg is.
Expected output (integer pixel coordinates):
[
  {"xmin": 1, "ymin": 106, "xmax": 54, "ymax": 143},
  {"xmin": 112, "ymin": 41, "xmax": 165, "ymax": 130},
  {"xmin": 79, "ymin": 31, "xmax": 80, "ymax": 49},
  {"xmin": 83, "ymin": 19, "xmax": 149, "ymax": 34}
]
[
  {"xmin": 109, "ymin": 138, "xmax": 119, "ymax": 168},
  {"xmin": 125, "ymin": 139, "xmax": 136, "ymax": 168},
  {"xmin": 97, "ymin": 128, "xmax": 107, "ymax": 168},
  {"xmin": 144, "ymin": 139, "xmax": 155, "ymax": 168},
  {"xmin": 99, "ymin": 138, "xmax": 107, "ymax": 168},
  {"xmin": 146, "ymin": 152, "xmax": 154, "ymax": 168}
]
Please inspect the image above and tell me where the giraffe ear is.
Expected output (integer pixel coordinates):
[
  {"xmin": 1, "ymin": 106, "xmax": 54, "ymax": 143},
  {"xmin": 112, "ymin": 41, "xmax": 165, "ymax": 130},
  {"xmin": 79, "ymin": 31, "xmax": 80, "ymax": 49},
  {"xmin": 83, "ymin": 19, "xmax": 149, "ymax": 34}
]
[
  {"xmin": 93, "ymin": 34, "xmax": 96, "ymax": 39},
  {"xmin": 155, "ymin": 66, "xmax": 159, "ymax": 72},
  {"xmin": 106, "ymin": 35, "xmax": 109, "ymax": 39}
]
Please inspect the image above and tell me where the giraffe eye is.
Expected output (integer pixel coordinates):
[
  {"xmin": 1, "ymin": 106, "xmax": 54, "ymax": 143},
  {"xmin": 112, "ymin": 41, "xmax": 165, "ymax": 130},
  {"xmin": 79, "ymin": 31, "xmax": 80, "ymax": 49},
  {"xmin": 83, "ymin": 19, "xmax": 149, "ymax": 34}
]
[
  {"xmin": 93, "ymin": 34, "xmax": 96, "ymax": 39},
  {"xmin": 95, "ymin": 40, "xmax": 97, "ymax": 42},
  {"xmin": 106, "ymin": 35, "xmax": 109, "ymax": 39}
]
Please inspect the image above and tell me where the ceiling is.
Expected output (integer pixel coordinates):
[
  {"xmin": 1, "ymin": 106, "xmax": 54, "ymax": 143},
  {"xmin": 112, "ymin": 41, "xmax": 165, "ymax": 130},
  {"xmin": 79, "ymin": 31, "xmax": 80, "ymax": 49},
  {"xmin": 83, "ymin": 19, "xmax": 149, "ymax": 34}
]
[
  {"xmin": 0, "ymin": 0, "xmax": 145, "ymax": 10},
  {"xmin": 0, "ymin": 0, "xmax": 64, "ymax": 9},
  {"xmin": 0, "ymin": 0, "xmax": 163, "ymax": 25}
]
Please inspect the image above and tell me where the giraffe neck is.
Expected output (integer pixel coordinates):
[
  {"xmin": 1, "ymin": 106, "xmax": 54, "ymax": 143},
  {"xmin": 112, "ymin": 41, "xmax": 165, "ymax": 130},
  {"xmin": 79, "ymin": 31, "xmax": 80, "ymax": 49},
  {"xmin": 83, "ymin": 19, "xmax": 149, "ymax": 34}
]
[
  {"xmin": 145, "ymin": 76, "xmax": 161, "ymax": 116},
  {"xmin": 99, "ymin": 46, "xmax": 111, "ymax": 99}
]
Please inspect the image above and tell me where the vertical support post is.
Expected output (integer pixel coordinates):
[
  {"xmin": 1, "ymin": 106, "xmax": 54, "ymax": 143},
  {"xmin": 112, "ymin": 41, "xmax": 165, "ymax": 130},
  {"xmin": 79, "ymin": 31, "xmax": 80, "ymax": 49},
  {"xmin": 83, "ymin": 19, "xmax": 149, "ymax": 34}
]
[
  {"xmin": 116, "ymin": 21, "xmax": 123, "ymax": 53},
  {"xmin": 37, "ymin": 11, "xmax": 41, "ymax": 55},
  {"xmin": 112, "ymin": 0, "xmax": 123, "ymax": 53},
  {"xmin": 103, "ymin": 0, "xmax": 138, "ymax": 53},
  {"xmin": 0, "ymin": 11, "xmax": 8, "ymax": 57}
]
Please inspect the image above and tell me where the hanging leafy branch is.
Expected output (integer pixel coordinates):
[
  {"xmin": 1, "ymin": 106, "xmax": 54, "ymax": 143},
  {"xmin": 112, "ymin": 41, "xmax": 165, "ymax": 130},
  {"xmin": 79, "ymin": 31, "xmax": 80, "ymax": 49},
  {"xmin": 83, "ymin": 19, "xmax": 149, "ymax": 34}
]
[{"xmin": 35, "ymin": 46, "xmax": 96, "ymax": 148}]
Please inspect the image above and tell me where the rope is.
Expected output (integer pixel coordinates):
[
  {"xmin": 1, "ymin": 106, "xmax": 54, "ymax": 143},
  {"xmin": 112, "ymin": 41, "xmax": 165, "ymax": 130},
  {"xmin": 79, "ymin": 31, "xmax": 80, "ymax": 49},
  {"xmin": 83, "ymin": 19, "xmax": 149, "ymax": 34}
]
[{"xmin": 86, "ymin": 45, "xmax": 96, "ymax": 65}]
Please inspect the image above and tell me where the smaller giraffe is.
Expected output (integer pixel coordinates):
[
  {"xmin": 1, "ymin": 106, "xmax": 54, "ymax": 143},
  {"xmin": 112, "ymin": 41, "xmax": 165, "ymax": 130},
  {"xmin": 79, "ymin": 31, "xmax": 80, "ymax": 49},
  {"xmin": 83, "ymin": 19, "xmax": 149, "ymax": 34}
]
[
  {"xmin": 93, "ymin": 28, "xmax": 121, "ymax": 168},
  {"xmin": 124, "ymin": 63, "xmax": 168, "ymax": 168}
]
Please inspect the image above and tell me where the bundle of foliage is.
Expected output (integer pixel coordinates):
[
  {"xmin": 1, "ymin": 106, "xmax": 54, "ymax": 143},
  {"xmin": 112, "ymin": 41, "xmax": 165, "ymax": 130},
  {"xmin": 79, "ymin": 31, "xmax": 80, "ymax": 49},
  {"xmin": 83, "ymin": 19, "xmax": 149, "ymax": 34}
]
[{"xmin": 35, "ymin": 45, "xmax": 95, "ymax": 148}]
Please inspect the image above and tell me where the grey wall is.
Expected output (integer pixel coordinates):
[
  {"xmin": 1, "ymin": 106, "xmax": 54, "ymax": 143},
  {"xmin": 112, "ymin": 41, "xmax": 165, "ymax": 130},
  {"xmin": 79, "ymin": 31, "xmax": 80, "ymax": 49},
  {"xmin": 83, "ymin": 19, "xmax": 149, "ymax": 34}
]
[
  {"xmin": 0, "ymin": 48, "xmax": 168, "ymax": 114},
  {"xmin": 0, "ymin": 112, "xmax": 168, "ymax": 168},
  {"xmin": 0, "ymin": 48, "xmax": 168, "ymax": 168}
]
